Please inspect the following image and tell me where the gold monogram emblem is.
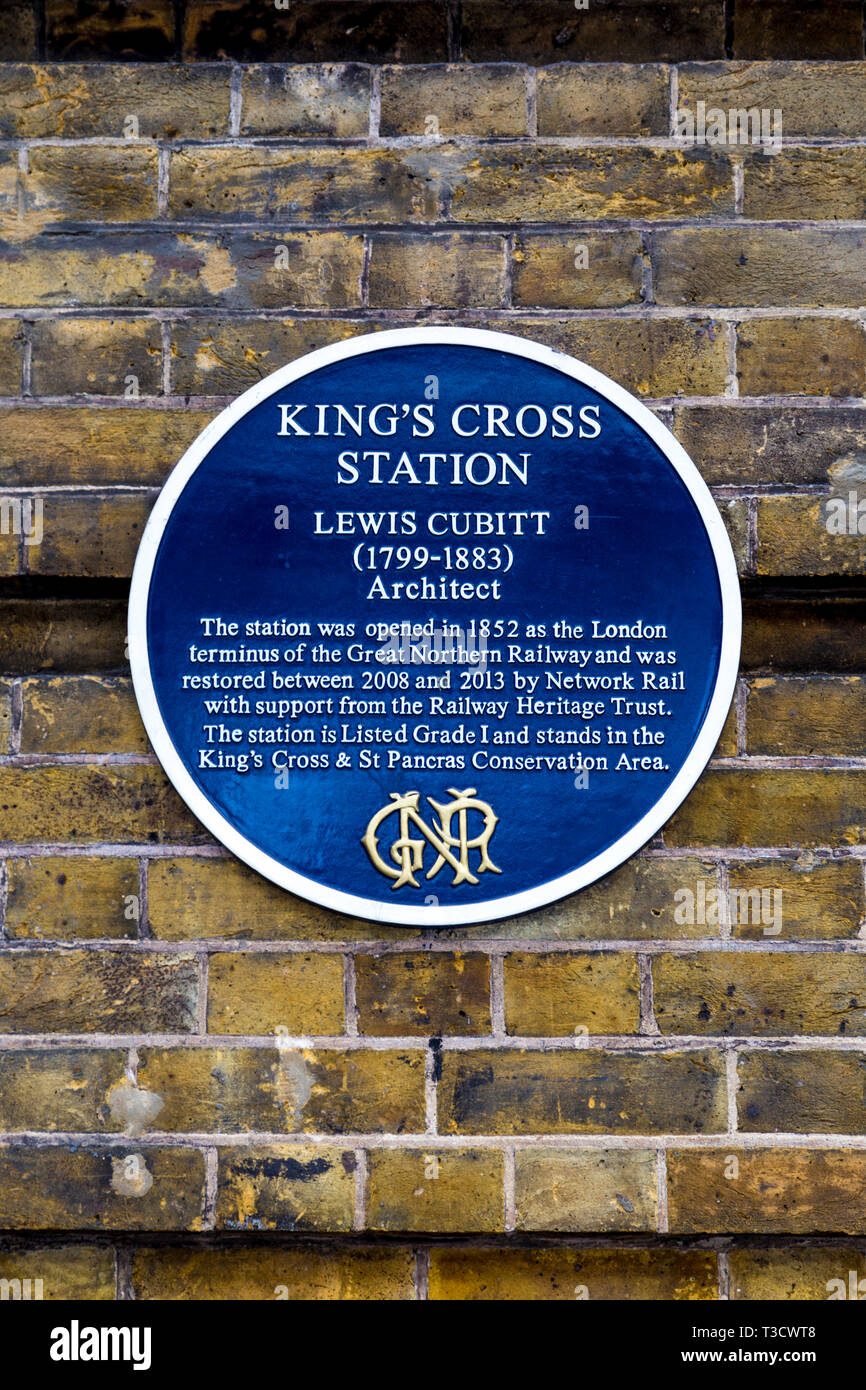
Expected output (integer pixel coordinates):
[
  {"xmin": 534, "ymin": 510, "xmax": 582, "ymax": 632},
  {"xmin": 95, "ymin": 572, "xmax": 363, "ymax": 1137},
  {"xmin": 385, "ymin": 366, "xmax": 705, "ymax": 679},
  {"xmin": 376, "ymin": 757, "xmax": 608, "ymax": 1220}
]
[{"xmin": 362, "ymin": 788, "xmax": 501, "ymax": 890}]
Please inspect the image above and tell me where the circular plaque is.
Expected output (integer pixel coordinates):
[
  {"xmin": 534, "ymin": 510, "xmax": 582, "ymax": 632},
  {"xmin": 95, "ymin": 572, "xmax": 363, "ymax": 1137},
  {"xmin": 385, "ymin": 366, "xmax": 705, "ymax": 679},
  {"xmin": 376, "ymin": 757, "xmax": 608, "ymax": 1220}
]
[{"xmin": 129, "ymin": 327, "xmax": 741, "ymax": 926}]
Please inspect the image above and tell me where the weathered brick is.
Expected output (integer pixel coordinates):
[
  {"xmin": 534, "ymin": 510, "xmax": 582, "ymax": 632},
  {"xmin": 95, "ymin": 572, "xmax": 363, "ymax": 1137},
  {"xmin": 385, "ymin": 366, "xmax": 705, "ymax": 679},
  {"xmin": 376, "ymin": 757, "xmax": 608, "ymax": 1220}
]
[
  {"xmin": 168, "ymin": 146, "xmax": 444, "ymax": 223},
  {"xmin": 462, "ymin": 0, "xmax": 725, "ymax": 63},
  {"xmin": 665, "ymin": 769, "xmax": 866, "ymax": 847},
  {"xmin": 429, "ymin": 1246, "xmax": 717, "ymax": 1299},
  {"xmin": 756, "ymin": 497, "xmax": 866, "ymax": 578},
  {"xmin": 0, "ymin": 525, "xmax": 18, "ymax": 578},
  {"xmin": 46, "ymin": 1, "xmax": 176, "ymax": 61},
  {"xmin": 0, "ymin": 320, "xmax": 24, "ymax": 395},
  {"xmin": 746, "ymin": 675, "xmax": 866, "ymax": 756},
  {"xmin": 366, "ymin": 1149, "xmax": 504, "ymax": 1231},
  {"xmin": 0, "ymin": 1145, "xmax": 204, "ymax": 1230},
  {"xmin": 715, "ymin": 698, "xmax": 739, "ymax": 757},
  {"xmin": 453, "ymin": 858, "xmax": 724, "ymax": 942},
  {"xmin": 720, "ymin": 497, "xmax": 750, "ymax": 574},
  {"xmin": 679, "ymin": 61, "xmax": 866, "ymax": 138},
  {"xmin": 512, "ymin": 231, "xmax": 643, "ymax": 309},
  {"xmin": 216, "ymin": 1145, "xmax": 355, "ymax": 1231},
  {"xmin": 537, "ymin": 63, "xmax": 670, "ymax": 136},
  {"xmin": 445, "ymin": 145, "xmax": 734, "ymax": 222},
  {"xmin": 439, "ymin": 1049, "xmax": 726, "ymax": 1135},
  {"xmin": 668, "ymin": 1149, "xmax": 866, "ymax": 1233},
  {"xmin": 0, "ymin": 679, "xmax": 10, "ymax": 751},
  {"xmin": 24, "ymin": 147, "xmax": 160, "ymax": 226},
  {"xmin": 745, "ymin": 147, "xmax": 866, "ymax": 220},
  {"xmin": 654, "ymin": 228, "xmax": 866, "ymax": 309},
  {"xmin": 27, "ymin": 492, "xmax": 154, "ymax": 578},
  {"xmin": 0, "ymin": 765, "xmax": 202, "ymax": 843},
  {"xmin": 0, "ymin": 64, "xmax": 231, "ymax": 139},
  {"xmin": 742, "ymin": 598, "xmax": 866, "ymax": 672},
  {"xmin": 654, "ymin": 952, "xmax": 866, "ymax": 1036},
  {"xmin": 0, "ymin": 599, "xmax": 127, "ymax": 674},
  {"xmin": 243, "ymin": 63, "xmax": 371, "ymax": 137},
  {"xmin": 727, "ymin": 857, "xmax": 865, "ymax": 941},
  {"xmin": 729, "ymin": 1247, "xmax": 866, "ymax": 1300},
  {"xmin": 5, "ymin": 856, "xmax": 141, "ymax": 941},
  {"xmin": 207, "ymin": 952, "xmax": 345, "ymax": 1036},
  {"xmin": 183, "ymin": 1, "xmax": 448, "ymax": 63},
  {"xmin": 504, "ymin": 952, "xmax": 640, "ymax": 1036},
  {"xmin": 488, "ymin": 316, "xmax": 728, "ymax": 397},
  {"xmin": 672, "ymin": 406, "xmax": 866, "ymax": 488},
  {"xmin": 147, "ymin": 855, "xmax": 405, "ymax": 943},
  {"xmin": 0, "ymin": 3, "xmax": 37, "ymax": 60},
  {"xmin": 133, "ymin": 1243, "xmax": 416, "ymax": 1299},
  {"xmin": 0, "ymin": 951, "xmax": 199, "ymax": 1034},
  {"xmin": 380, "ymin": 64, "xmax": 526, "ymax": 137},
  {"xmin": 30, "ymin": 320, "xmax": 162, "ymax": 398},
  {"xmin": 737, "ymin": 319, "xmax": 866, "ymax": 398},
  {"xmin": 354, "ymin": 952, "xmax": 490, "ymax": 1035},
  {"xmin": 368, "ymin": 233, "xmax": 506, "ymax": 308},
  {"xmin": 515, "ymin": 1149, "xmax": 658, "ymax": 1232},
  {"xmin": 1, "ymin": 231, "xmax": 364, "ymax": 311},
  {"xmin": 20, "ymin": 676, "xmax": 148, "ymax": 754},
  {"xmin": 0, "ymin": 1050, "xmax": 127, "ymax": 1132},
  {"xmin": 738, "ymin": 1051, "xmax": 866, "ymax": 1132},
  {"xmin": 731, "ymin": 2, "xmax": 864, "ymax": 61},
  {"xmin": 171, "ymin": 318, "xmax": 373, "ymax": 396},
  {"xmin": 137, "ymin": 1047, "xmax": 425, "ymax": 1133},
  {"xmin": 0, "ymin": 409, "xmax": 213, "ymax": 487},
  {"xmin": 0, "ymin": 1244, "xmax": 115, "ymax": 1299}
]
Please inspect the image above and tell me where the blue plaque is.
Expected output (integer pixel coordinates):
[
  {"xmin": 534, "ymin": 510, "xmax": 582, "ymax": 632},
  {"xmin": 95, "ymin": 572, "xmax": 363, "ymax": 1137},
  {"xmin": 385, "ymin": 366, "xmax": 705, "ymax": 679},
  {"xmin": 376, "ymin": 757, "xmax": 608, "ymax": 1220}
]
[{"xmin": 129, "ymin": 328, "xmax": 741, "ymax": 926}]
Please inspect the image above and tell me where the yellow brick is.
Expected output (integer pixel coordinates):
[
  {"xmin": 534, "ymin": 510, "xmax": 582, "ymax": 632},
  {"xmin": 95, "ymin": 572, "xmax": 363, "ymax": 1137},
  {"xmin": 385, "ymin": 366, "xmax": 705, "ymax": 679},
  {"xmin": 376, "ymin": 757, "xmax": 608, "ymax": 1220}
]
[
  {"xmin": 354, "ymin": 952, "xmax": 490, "ymax": 1035},
  {"xmin": 747, "ymin": 675, "xmax": 866, "ymax": 754},
  {"xmin": 745, "ymin": 147, "xmax": 866, "ymax": 220},
  {"xmin": 216, "ymin": 1145, "xmax": 355, "ymax": 1231},
  {"xmin": 28, "ymin": 492, "xmax": 153, "ymax": 578},
  {"xmin": 665, "ymin": 769, "xmax": 866, "ymax": 846},
  {"xmin": 6, "ymin": 856, "xmax": 140, "ymax": 941},
  {"xmin": 429, "ymin": 1247, "xmax": 717, "ymax": 1300},
  {"xmin": 0, "ymin": 1146, "xmax": 204, "ymax": 1230},
  {"xmin": 0, "ymin": 951, "xmax": 198, "ymax": 1034},
  {"xmin": 367, "ymin": 234, "xmax": 506, "ymax": 308},
  {"xmin": 757, "ymin": 496, "xmax": 866, "ymax": 578},
  {"xmin": 503, "ymin": 952, "xmax": 640, "ymax": 1036},
  {"xmin": 242, "ymin": 64, "xmax": 371, "ymax": 137},
  {"xmin": 380, "ymin": 64, "xmax": 526, "ymax": 136},
  {"xmin": 148, "ymin": 855, "xmax": 410, "ymax": 943},
  {"xmin": 654, "ymin": 950, "xmax": 866, "ymax": 1036},
  {"xmin": 738, "ymin": 1050, "xmax": 866, "ymax": 1132},
  {"xmin": 0, "ymin": 1049, "xmax": 127, "ymax": 1131},
  {"xmin": 0, "ymin": 63, "xmax": 231, "ymax": 138},
  {"xmin": 0, "ymin": 1244, "xmax": 116, "ymax": 1299},
  {"xmin": 25, "ymin": 146, "xmax": 159, "ymax": 225},
  {"xmin": 20, "ymin": 676, "xmax": 148, "ymax": 754},
  {"xmin": 30, "ymin": 320, "xmax": 162, "ymax": 397},
  {"xmin": 207, "ymin": 952, "xmax": 345, "ymax": 1035},
  {"xmin": 137, "ymin": 1047, "xmax": 425, "ymax": 1134},
  {"xmin": 0, "ymin": 319, "xmax": 24, "ymax": 394},
  {"xmin": 439, "ymin": 1049, "xmax": 726, "ymax": 1135},
  {"xmin": 730, "ymin": 1247, "xmax": 866, "ymax": 1300},
  {"xmin": 366, "ymin": 1149, "xmax": 504, "ymax": 1231},
  {"xmin": 737, "ymin": 319, "xmax": 866, "ymax": 397},
  {"xmin": 515, "ymin": 1149, "xmax": 658, "ymax": 1232},
  {"xmin": 537, "ymin": 64, "xmax": 670, "ymax": 136},
  {"xmin": 678, "ymin": 61, "xmax": 866, "ymax": 137},
  {"xmin": 668, "ymin": 1149, "xmax": 866, "ymax": 1233},
  {"xmin": 0, "ymin": 407, "xmax": 214, "ymax": 487},
  {"xmin": 0, "ymin": 765, "xmax": 202, "ymax": 842},
  {"xmin": 512, "ymin": 231, "xmax": 643, "ymax": 308},
  {"xmin": 727, "ymin": 857, "xmax": 864, "ymax": 940},
  {"xmin": 133, "ymin": 1244, "xmax": 415, "ymax": 1300}
]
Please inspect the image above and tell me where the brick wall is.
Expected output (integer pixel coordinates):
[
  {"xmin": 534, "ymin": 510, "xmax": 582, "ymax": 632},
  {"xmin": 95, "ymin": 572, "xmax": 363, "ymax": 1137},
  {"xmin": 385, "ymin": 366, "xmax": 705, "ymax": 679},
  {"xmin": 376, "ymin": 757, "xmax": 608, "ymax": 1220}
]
[{"xmin": 1, "ymin": 1, "xmax": 866, "ymax": 1301}]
